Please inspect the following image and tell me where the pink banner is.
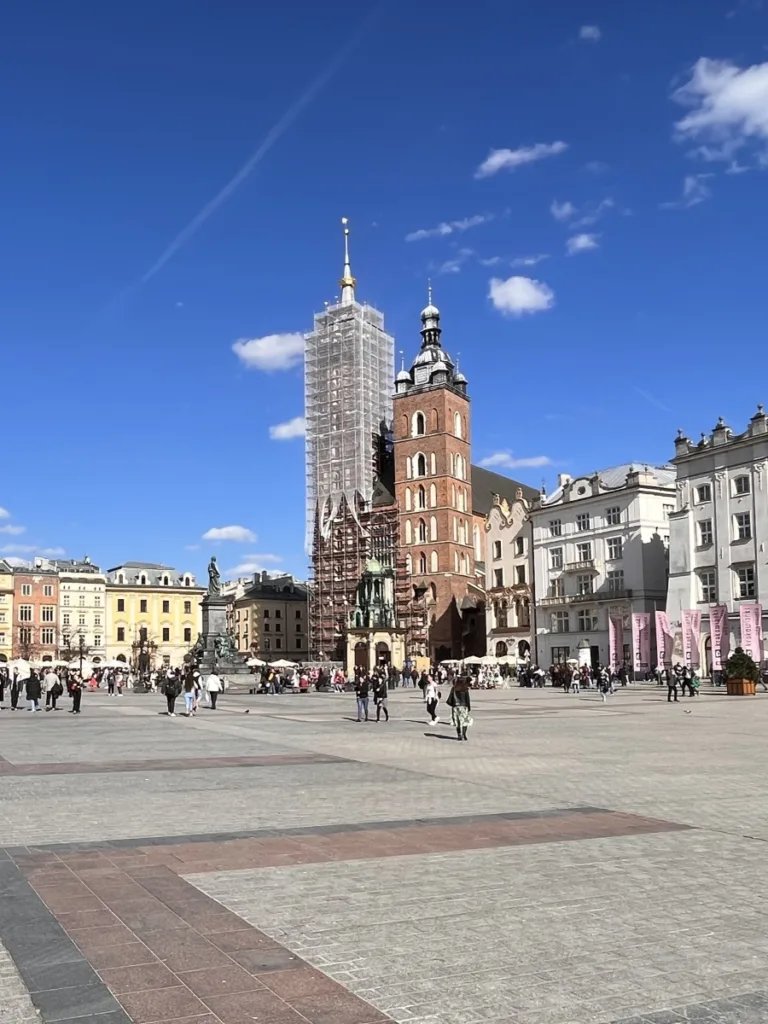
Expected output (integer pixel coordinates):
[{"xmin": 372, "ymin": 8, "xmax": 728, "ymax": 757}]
[
  {"xmin": 739, "ymin": 603, "xmax": 763, "ymax": 663},
  {"xmin": 632, "ymin": 613, "xmax": 651, "ymax": 673},
  {"xmin": 710, "ymin": 605, "xmax": 729, "ymax": 671},
  {"xmin": 682, "ymin": 609, "xmax": 701, "ymax": 668},
  {"xmin": 655, "ymin": 610, "xmax": 673, "ymax": 668},
  {"xmin": 609, "ymin": 614, "xmax": 623, "ymax": 671}
]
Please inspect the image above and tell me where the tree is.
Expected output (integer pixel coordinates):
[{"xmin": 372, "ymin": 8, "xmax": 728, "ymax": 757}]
[
  {"xmin": 13, "ymin": 625, "xmax": 40, "ymax": 661},
  {"xmin": 724, "ymin": 646, "xmax": 760, "ymax": 683}
]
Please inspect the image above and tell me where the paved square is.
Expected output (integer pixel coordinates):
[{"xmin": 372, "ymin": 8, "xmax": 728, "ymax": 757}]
[{"xmin": 1, "ymin": 685, "xmax": 768, "ymax": 1024}]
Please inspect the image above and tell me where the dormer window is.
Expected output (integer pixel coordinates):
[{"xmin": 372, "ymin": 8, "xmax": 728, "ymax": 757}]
[
  {"xmin": 140, "ymin": 575, "xmax": 147, "ymax": 585},
  {"xmin": 163, "ymin": 575, "xmax": 169, "ymax": 586},
  {"xmin": 118, "ymin": 574, "xmax": 124, "ymax": 584},
  {"xmin": 184, "ymin": 576, "xmax": 191, "ymax": 587}
]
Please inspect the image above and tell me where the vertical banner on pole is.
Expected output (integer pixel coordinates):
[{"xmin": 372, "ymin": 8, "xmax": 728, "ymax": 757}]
[
  {"xmin": 682, "ymin": 609, "xmax": 702, "ymax": 668},
  {"xmin": 739, "ymin": 603, "xmax": 763, "ymax": 663},
  {"xmin": 710, "ymin": 604, "xmax": 729, "ymax": 671},
  {"xmin": 632, "ymin": 613, "xmax": 651, "ymax": 674},
  {"xmin": 655, "ymin": 610, "xmax": 673, "ymax": 668},
  {"xmin": 609, "ymin": 614, "xmax": 622, "ymax": 671}
]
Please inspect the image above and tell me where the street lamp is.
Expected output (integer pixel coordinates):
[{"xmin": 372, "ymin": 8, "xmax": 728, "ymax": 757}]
[
  {"xmin": 131, "ymin": 627, "xmax": 157, "ymax": 690},
  {"xmin": 63, "ymin": 632, "xmax": 90, "ymax": 676}
]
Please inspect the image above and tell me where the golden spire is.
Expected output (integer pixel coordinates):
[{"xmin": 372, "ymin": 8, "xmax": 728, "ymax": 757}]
[{"xmin": 339, "ymin": 217, "xmax": 356, "ymax": 305}]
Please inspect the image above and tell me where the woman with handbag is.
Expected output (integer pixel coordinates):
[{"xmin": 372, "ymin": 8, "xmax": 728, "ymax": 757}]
[{"xmin": 447, "ymin": 676, "xmax": 472, "ymax": 741}]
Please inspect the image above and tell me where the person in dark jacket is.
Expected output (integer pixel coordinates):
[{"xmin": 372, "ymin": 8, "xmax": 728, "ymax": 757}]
[
  {"xmin": 25, "ymin": 671, "xmax": 42, "ymax": 712},
  {"xmin": 355, "ymin": 673, "xmax": 370, "ymax": 722},
  {"xmin": 448, "ymin": 675, "xmax": 472, "ymax": 741},
  {"xmin": 164, "ymin": 670, "xmax": 182, "ymax": 716},
  {"xmin": 69, "ymin": 674, "xmax": 83, "ymax": 714},
  {"xmin": 10, "ymin": 669, "xmax": 21, "ymax": 710},
  {"xmin": 373, "ymin": 676, "xmax": 389, "ymax": 722}
]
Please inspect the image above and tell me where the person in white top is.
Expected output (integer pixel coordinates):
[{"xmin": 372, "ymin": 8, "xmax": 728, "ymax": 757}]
[
  {"xmin": 424, "ymin": 678, "xmax": 440, "ymax": 725},
  {"xmin": 44, "ymin": 670, "xmax": 61, "ymax": 711},
  {"xmin": 206, "ymin": 672, "xmax": 222, "ymax": 710}
]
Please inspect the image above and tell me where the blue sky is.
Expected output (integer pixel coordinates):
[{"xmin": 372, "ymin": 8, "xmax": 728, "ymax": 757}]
[{"xmin": 2, "ymin": 0, "xmax": 768, "ymax": 581}]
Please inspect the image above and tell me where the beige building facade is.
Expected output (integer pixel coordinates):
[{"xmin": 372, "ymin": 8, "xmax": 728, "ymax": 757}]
[
  {"xmin": 484, "ymin": 490, "xmax": 534, "ymax": 663},
  {"xmin": 106, "ymin": 562, "xmax": 204, "ymax": 669},
  {"xmin": 233, "ymin": 572, "xmax": 309, "ymax": 662},
  {"xmin": 46, "ymin": 558, "xmax": 108, "ymax": 665}
]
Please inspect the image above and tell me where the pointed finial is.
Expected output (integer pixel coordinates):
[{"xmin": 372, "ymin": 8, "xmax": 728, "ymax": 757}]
[
  {"xmin": 399, "ymin": 349, "xmax": 405, "ymax": 371},
  {"xmin": 339, "ymin": 217, "xmax": 356, "ymax": 306},
  {"xmin": 428, "ymin": 279, "xmax": 433, "ymax": 306}
]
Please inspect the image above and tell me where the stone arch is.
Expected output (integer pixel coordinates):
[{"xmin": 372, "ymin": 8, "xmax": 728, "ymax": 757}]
[
  {"xmin": 412, "ymin": 411, "xmax": 426, "ymax": 437},
  {"xmin": 405, "ymin": 487, "xmax": 412, "ymax": 511},
  {"xmin": 429, "ymin": 483, "xmax": 437, "ymax": 507},
  {"xmin": 495, "ymin": 640, "xmax": 508, "ymax": 657},
  {"xmin": 430, "ymin": 515, "xmax": 438, "ymax": 541}
]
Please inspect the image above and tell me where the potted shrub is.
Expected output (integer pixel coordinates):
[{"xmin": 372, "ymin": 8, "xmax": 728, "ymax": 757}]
[{"xmin": 724, "ymin": 647, "xmax": 759, "ymax": 696}]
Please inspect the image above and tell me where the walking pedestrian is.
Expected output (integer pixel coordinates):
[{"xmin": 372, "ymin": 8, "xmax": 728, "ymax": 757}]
[
  {"xmin": 25, "ymin": 671, "xmax": 42, "ymax": 712},
  {"xmin": 425, "ymin": 676, "xmax": 440, "ymax": 725},
  {"xmin": 44, "ymin": 667, "xmax": 61, "ymax": 711},
  {"xmin": 182, "ymin": 671, "xmax": 196, "ymax": 716},
  {"xmin": 447, "ymin": 675, "xmax": 472, "ymax": 741},
  {"xmin": 206, "ymin": 671, "xmax": 222, "ymax": 710},
  {"xmin": 668, "ymin": 666, "xmax": 681, "ymax": 703},
  {"xmin": 373, "ymin": 675, "xmax": 389, "ymax": 722},
  {"xmin": 355, "ymin": 672, "xmax": 370, "ymax": 722},
  {"xmin": 69, "ymin": 674, "xmax": 83, "ymax": 714},
  {"xmin": 164, "ymin": 670, "xmax": 181, "ymax": 716},
  {"xmin": 10, "ymin": 669, "xmax": 20, "ymax": 710}
]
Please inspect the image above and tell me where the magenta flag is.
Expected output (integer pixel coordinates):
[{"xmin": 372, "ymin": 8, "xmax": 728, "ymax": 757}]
[
  {"xmin": 710, "ymin": 605, "xmax": 729, "ymax": 671},
  {"xmin": 739, "ymin": 603, "xmax": 763, "ymax": 663},
  {"xmin": 655, "ymin": 610, "xmax": 673, "ymax": 668},
  {"xmin": 609, "ymin": 614, "xmax": 623, "ymax": 671},
  {"xmin": 682, "ymin": 609, "xmax": 702, "ymax": 668},
  {"xmin": 632, "ymin": 613, "xmax": 651, "ymax": 673}
]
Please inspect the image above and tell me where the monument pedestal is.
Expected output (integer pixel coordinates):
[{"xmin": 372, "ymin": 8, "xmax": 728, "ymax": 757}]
[{"xmin": 196, "ymin": 595, "xmax": 253, "ymax": 689}]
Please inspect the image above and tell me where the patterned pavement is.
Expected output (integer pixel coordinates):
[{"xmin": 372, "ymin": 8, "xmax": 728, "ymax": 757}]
[{"xmin": 1, "ymin": 685, "xmax": 767, "ymax": 1024}]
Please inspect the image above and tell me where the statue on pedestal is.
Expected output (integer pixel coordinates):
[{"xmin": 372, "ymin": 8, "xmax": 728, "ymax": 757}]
[{"xmin": 207, "ymin": 556, "xmax": 221, "ymax": 596}]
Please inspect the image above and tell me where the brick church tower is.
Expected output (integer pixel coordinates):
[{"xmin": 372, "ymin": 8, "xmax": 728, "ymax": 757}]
[{"xmin": 393, "ymin": 292, "xmax": 474, "ymax": 662}]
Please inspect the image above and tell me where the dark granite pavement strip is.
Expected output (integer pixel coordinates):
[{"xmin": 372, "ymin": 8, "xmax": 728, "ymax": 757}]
[
  {"xmin": 0, "ymin": 752, "xmax": 347, "ymax": 776},
  {"xmin": 608, "ymin": 989, "xmax": 768, "ymax": 1022},
  {"xmin": 0, "ymin": 859, "xmax": 130, "ymax": 1023},
  {"xmin": 3, "ymin": 804, "xmax": 672, "ymax": 856}
]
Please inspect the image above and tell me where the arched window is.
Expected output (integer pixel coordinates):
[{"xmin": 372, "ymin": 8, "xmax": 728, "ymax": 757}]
[
  {"xmin": 454, "ymin": 411, "xmax": 462, "ymax": 439},
  {"xmin": 430, "ymin": 582, "xmax": 437, "ymax": 601},
  {"xmin": 430, "ymin": 452, "xmax": 436, "ymax": 475},
  {"xmin": 473, "ymin": 524, "xmax": 481, "ymax": 560},
  {"xmin": 118, "ymin": 574, "xmax": 124, "ymax": 584},
  {"xmin": 416, "ymin": 454, "xmax": 426, "ymax": 477},
  {"xmin": 418, "ymin": 518, "xmax": 427, "ymax": 543},
  {"xmin": 430, "ymin": 550, "xmax": 438, "ymax": 572},
  {"xmin": 405, "ymin": 520, "xmax": 412, "ymax": 544},
  {"xmin": 449, "ymin": 453, "xmax": 455, "ymax": 476},
  {"xmin": 405, "ymin": 554, "xmax": 412, "ymax": 574},
  {"xmin": 453, "ymin": 516, "xmax": 458, "ymax": 541},
  {"xmin": 432, "ymin": 408, "xmax": 439, "ymax": 431},
  {"xmin": 430, "ymin": 515, "xmax": 438, "ymax": 541},
  {"xmin": 417, "ymin": 485, "xmax": 426, "ymax": 509},
  {"xmin": 406, "ymin": 457, "xmax": 413, "ymax": 480},
  {"xmin": 163, "ymin": 575, "xmax": 169, "ymax": 586},
  {"xmin": 140, "ymin": 575, "xmax": 146, "ymax": 585},
  {"xmin": 461, "ymin": 554, "xmax": 467, "ymax": 575},
  {"xmin": 454, "ymin": 551, "xmax": 459, "ymax": 572},
  {"xmin": 429, "ymin": 483, "xmax": 437, "ymax": 507},
  {"xmin": 412, "ymin": 411, "xmax": 426, "ymax": 436},
  {"xmin": 451, "ymin": 484, "xmax": 456, "ymax": 507},
  {"xmin": 419, "ymin": 552, "xmax": 427, "ymax": 574},
  {"xmin": 401, "ymin": 414, "xmax": 408, "ymax": 437},
  {"xmin": 405, "ymin": 487, "xmax": 412, "ymax": 511}
]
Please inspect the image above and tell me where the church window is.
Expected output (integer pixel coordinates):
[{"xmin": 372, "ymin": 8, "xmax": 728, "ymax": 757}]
[
  {"xmin": 406, "ymin": 457, "xmax": 412, "ymax": 479},
  {"xmin": 430, "ymin": 483, "xmax": 437, "ymax": 507},
  {"xmin": 418, "ymin": 519, "xmax": 427, "ymax": 543},
  {"xmin": 451, "ymin": 484, "xmax": 456, "ymax": 507},
  {"xmin": 419, "ymin": 552, "xmax": 427, "ymax": 574},
  {"xmin": 454, "ymin": 551, "xmax": 459, "ymax": 572},
  {"xmin": 412, "ymin": 412, "xmax": 426, "ymax": 437},
  {"xmin": 453, "ymin": 517, "xmax": 458, "ymax": 541},
  {"xmin": 405, "ymin": 520, "xmax": 412, "ymax": 544},
  {"xmin": 430, "ymin": 582, "xmax": 437, "ymax": 601},
  {"xmin": 416, "ymin": 454, "xmax": 426, "ymax": 477},
  {"xmin": 417, "ymin": 485, "xmax": 426, "ymax": 509},
  {"xmin": 430, "ymin": 550, "xmax": 438, "ymax": 572},
  {"xmin": 430, "ymin": 452, "xmax": 436, "ymax": 474},
  {"xmin": 454, "ymin": 411, "xmax": 462, "ymax": 439},
  {"xmin": 430, "ymin": 516, "xmax": 438, "ymax": 541},
  {"xmin": 405, "ymin": 487, "xmax": 412, "ymax": 511},
  {"xmin": 450, "ymin": 453, "xmax": 455, "ymax": 476},
  {"xmin": 405, "ymin": 554, "xmax": 412, "ymax": 574},
  {"xmin": 431, "ymin": 409, "xmax": 439, "ymax": 431}
]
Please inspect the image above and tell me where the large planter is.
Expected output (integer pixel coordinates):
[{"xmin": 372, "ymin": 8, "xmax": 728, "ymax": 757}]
[{"xmin": 726, "ymin": 678, "xmax": 757, "ymax": 696}]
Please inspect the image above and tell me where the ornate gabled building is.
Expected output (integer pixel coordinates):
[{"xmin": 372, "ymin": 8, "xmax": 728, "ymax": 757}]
[
  {"xmin": 392, "ymin": 292, "xmax": 477, "ymax": 662},
  {"xmin": 484, "ymin": 489, "xmax": 535, "ymax": 662}
]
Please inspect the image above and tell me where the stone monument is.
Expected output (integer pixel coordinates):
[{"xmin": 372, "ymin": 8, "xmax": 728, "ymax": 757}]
[{"xmin": 193, "ymin": 556, "xmax": 253, "ymax": 687}]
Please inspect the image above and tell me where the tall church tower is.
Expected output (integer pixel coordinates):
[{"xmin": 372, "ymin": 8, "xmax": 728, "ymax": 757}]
[{"xmin": 392, "ymin": 291, "xmax": 474, "ymax": 662}]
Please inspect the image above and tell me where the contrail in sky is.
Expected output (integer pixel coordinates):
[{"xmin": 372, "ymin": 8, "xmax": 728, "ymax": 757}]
[{"xmin": 137, "ymin": 7, "xmax": 384, "ymax": 286}]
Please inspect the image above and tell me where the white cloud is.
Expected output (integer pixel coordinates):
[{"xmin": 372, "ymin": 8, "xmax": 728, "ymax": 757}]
[
  {"xmin": 0, "ymin": 544, "xmax": 35, "ymax": 555},
  {"xmin": 474, "ymin": 141, "xmax": 568, "ymax": 179},
  {"xmin": 550, "ymin": 199, "xmax": 576, "ymax": 221},
  {"xmin": 583, "ymin": 160, "xmax": 609, "ymax": 174},
  {"xmin": 511, "ymin": 254, "xmax": 549, "ymax": 267},
  {"xmin": 225, "ymin": 554, "xmax": 283, "ymax": 576},
  {"xmin": 0, "ymin": 507, "xmax": 9, "ymax": 519},
  {"xmin": 0, "ymin": 524, "xmax": 25, "ymax": 535},
  {"xmin": 573, "ymin": 197, "xmax": 615, "ymax": 226},
  {"xmin": 579, "ymin": 25, "xmax": 602, "ymax": 41},
  {"xmin": 489, "ymin": 276, "xmax": 555, "ymax": 317},
  {"xmin": 202, "ymin": 525, "xmax": 257, "ymax": 543},
  {"xmin": 478, "ymin": 256, "xmax": 503, "ymax": 267},
  {"xmin": 566, "ymin": 233, "xmax": 600, "ymax": 255},
  {"xmin": 405, "ymin": 214, "xmax": 492, "ymax": 242},
  {"xmin": 480, "ymin": 452, "xmax": 553, "ymax": 469},
  {"xmin": 232, "ymin": 332, "xmax": 304, "ymax": 372},
  {"xmin": 673, "ymin": 57, "xmax": 768, "ymax": 163},
  {"xmin": 39, "ymin": 547, "xmax": 65, "ymax": 557},
  {"xmin": 660, "ymin": 174, "xmax": 712, "ymax": 209},
  {"xmin": 269, "ymin": 416, "xmax": 306, "ymax": 440},
  {"xmin": 4, "ymin": 557, "xmax": 30, "ymax": 568}
]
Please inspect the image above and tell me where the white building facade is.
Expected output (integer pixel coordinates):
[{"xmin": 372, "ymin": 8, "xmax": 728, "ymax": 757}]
[
  {"xmin": 484, "ymin": 489, "xmax": 533, "ymax": 663},
  {"xmin": 531, "ymin": 465, "xmax": 675, "ymax": 669},
  {"xmin": 666, "ymin": 408, "xmax": 768, "ymax": 671},
  {"xmin": 49, "ymin": 557, "xmax": 107, "ymax": 664}
]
